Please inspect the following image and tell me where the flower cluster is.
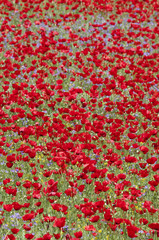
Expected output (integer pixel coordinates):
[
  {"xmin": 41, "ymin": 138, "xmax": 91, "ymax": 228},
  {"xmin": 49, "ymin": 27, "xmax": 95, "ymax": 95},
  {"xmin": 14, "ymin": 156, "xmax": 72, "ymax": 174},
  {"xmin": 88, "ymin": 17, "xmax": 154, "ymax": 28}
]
[{"xmin": 0, "ymin": 0, "xmax": 158, "ymax": 239}]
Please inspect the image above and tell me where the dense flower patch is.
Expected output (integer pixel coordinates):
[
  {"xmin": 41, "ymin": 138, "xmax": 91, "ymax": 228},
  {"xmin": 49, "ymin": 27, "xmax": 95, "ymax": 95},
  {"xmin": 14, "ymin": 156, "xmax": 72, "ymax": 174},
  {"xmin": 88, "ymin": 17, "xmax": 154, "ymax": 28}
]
[{"xmin": 0, "ymin": 0, "xmax": 158, "ymax": 239}]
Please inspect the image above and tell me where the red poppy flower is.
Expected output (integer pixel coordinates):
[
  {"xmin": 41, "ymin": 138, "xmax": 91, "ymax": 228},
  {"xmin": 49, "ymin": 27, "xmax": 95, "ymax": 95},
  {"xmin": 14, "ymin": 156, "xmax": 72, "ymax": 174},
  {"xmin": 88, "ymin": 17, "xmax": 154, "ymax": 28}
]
[
  {"xmin": 53, "ymin": 217, "xmax": 66, "ymax": 228},
  {"xmin": 152, "ymin": 164, "xmax": 159, "ymax": 172},
  {"xmin": 22, "ymin": 213, "xmax": 35, "ymax": 221},
  {"xmin": 74, "ymin": 231, "xmax": 83, "ymax": 238},
  {"xmin": 6, "ymin": 162, "xmax": 13, "ymax": 168},
  {"xmin": 23, "ymin": 181, "xmax": 32, "ymax": 189},
  {"xmin": 114, "ymin": 218, "xmax": 123, "ymax": 224},
  {"xmin": 104, "ymin": 209, "xmax": 112, "ymax": 221},
  {"xmin": 125, "ymin": 155, "xmax": 137, "ymax": 163},
  {"xmin": 3, "ymin": 204, "xmax": 13, "ymax": 212},
  {"xmin": 23, "ymin": 224, "xmax": 31, "ymax": 231},
  {"xmin": 128, "ymin": 133, "xmax": 137, "ymax": 139},
  {"xmin": 139, "ymin": 163, "xmax": 147, "ymax": 168},
  {"xmin": 127, "ymin": 225, "xmax": 139, "ymax": 238},
  {"xmin": 65, "ymin": 188, "xmax": 77, "ymax": 197},
  {"xmin": 43, "ymin": 233, "xmax": 53, "ymax": 240},
  {"xmin": 53, "ymin": 233, "xmax": 60, "ymax": 239},
  {"xmin": 148, "ymin": 180, "xmax": 158, "ymax": 187},
  {"xmin": 78, "ymin": 185, "xmax": 85, "ymax": 192},
  {"xmin": 11, "ymin": 228, "xmax": 20, "ymax": 234},
  {"xmin": 6, "ymin": 235, "xmax": 16, "ymax": 240},
  {"xmin": 147, "ymin": 157, "xmax": 157, "ymax": 164},
  {"xmin": 139, "ymin": 218, "xmax": 148, "ymax": 225},
  {"xmin": 153, "ymin": 175, "xmax": 159, "ymax": 182},
  {"xmin": 89, "ymin": 215, "xmax": 100, "ymax": 222},
  {"xmin": 25, "ymin": 234, "xmax": 34, "ymax": 239},
  {"xmin": 13, "ymin": 202, "xmax": 22, "ymax": 211},
  {"xmin": 3, "ymin": 179, "xmax": 11, "ymax": 185},
  {"xmin": 148, "ymin": 223, "xmax": 159, "ymax": 230},
  {"xmin": 140, "ymin": 146, "xmax": 149, "ymax": 154},
  {"xmin": 85, "ymin": 225, "xmax": 97, "ymax": 231},
  {"xmin": 51, "ymin": 203, "xmax": 68, "ymax": 213}
]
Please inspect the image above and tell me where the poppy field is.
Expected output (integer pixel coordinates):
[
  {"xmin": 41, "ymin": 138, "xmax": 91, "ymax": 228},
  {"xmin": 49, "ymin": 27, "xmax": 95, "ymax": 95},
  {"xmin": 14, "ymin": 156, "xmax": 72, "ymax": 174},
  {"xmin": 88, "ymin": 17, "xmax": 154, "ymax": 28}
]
[{"xmin": 0, "ymin": 0, "xmax": 159, "ymax": 239}]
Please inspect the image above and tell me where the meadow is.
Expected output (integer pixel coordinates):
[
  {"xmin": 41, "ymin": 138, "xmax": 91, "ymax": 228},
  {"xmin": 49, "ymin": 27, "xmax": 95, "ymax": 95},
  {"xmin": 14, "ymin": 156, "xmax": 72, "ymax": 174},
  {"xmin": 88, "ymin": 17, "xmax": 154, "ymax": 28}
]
[{"xmin": 0, "ymin": 0, "xmax": 159, "ymax": 239}]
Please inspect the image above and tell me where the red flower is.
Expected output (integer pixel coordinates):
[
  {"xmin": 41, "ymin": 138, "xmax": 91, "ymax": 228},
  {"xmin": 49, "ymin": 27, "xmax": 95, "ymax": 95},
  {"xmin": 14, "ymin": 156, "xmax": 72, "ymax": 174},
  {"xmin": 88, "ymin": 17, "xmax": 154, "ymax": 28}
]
[
  {"xmin": 16, "ymin": 181, "xmax": 21, "ymax": 186},
  {"xmin": 130, "ymin": 187, "xmax": 141, "ymax": 197},
  {"xmin": 6, "ymin": 162, "xmax": 13, "ymax": 168},
  {"xmin": 65, "ymin": 234, "xmax": 72, "ymax": 240},
  {"xmin": 114, "ymin": 218, "xmax": 123, "ymax": 224},
  {"xmin": 117, "ymin": 173, "xmax": 126, "ymax": 180},
  {"xmin": 139, "ymin": 218, "xmax": 148, "ymax": 225},
  {"xmin": 22, "ymin": 224, "xmax": 31, "ymax": 231},
  {"xmin": 11, "ymin": 228, "xmax": 20, "ymax": 234},
  {"xmin": 140, "ymin": 146, "xmax": 149, "ymax": 154},
  {"xmin": 104, "ymin": 209, "xmax": 112, "ymax": 221},
  {"xmin": 43, "ymin": 170, "xmax": 53, "ymax": 177},
  {"xmin": 154, "ymin": 175, "xmax": 159, "ymax": 182},
  {"xmin": 65, "ymin": 188, "xmax": 77, "ymax": 197},
  {"xmin": 148, "ymin": 180, "xmax": 158, "ymax": 187},
  {"xmin": 51, "ymin": 203, "xmax": 68, "ymax": 213},
  {"xmin": 25, "ymin": 234, "xmax": 34, "ymax": 239},
  {"xmin": 85, "ymin": 225, "xmax": 97, "ymax": 231},
  {"xmin": 17, "ymin": 172, "xmax": 23, "ymax": 178},
  {"xmin": 6, "ymin": 235, "xmax": 16, "ymax": 240},
  {"xmin": 148, "ymin": 223, "xmax": 159, "ymax": 230},
  {"xmin": 3, "ymin": 204, "xmax": 13, "ymax": 212},
  {"xmin": 89, "ymin": 215, "xmax": 100, "ymax": 222},
  {"xmin": 53, "ymin": 233, "xmax": 60, "ymax": 239},
  {"xmin": 5, "ymin": 186, "xmax": 17, "ymax": 196},
  {"xmin": 53, "ymin": 217, "xmax": 66, "ymax": 228},
  {"xmin": 23, "ymin": 181, "xmax": 32, "ymax": 189},
  {"xmin": 78, "ymin": 185, "xmax": 85, "ymax": 192},
  {"xmin": 108, "ymin": 223, "xmax": 117, "ymax": 231},
  {"xmin": 125, "ymin": 155, "xmax": 137, "ymax": 163},
  {"xmin": 28, "ymin": 150, "xmax": 36, "ymax": 158},
  {"xmin": 139, "ymin": 169, "xmax": 149, "ymax": 178},
  {"xmin": 43, "ymin": 233, "xmax": 53, "ymax": 240},
  {"xmin": 152, "ymin": 164, "xmax": 159, "ymax": 172},
  {"xmin": 3, "ymin": 179, "xmax": 11, "ymax": 185},
  {"xmin": 7, "ymin": 154, "xmax": 16, "ymax": 162},
  {"xmin": 74, "ymin": 231, "xmax": 83, "ymax": 238},
  {"xmin": 13, "ymin": 202, "xmax": 23, "ymax": 210},
  {"xmin": 147, "ymin": 157, "xmax": 157, "ymax": 164},
  {"xmin": 139, "ymin": 163, "xmax": 147, "ymax": 168},
  {"xmin": 128, "ymin": 133, "xmax": 137, "ymax": 139},
  {"xmin": 127, "ymin": 225, "xmax": 139, "ymax": 238},
  {"xmin": 22, "ymin": 213, "xmax": 35, "ymax": 221}
]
